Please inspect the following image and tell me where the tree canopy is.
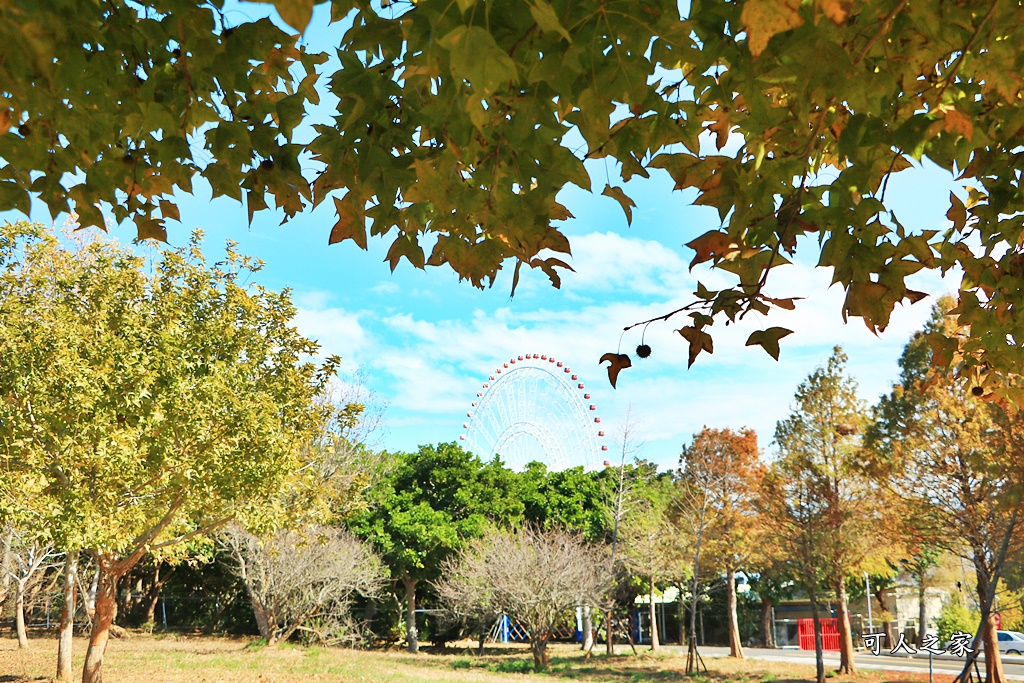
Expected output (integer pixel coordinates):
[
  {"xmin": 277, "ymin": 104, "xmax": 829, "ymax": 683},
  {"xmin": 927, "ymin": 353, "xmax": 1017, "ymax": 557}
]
[
  {"xmin": 0, "ymin": 221, "xmax": 336, "ymax": 683},
  {"xmin": 4, "ymin": 0, "xmax": 1024, "ymax": 393}
]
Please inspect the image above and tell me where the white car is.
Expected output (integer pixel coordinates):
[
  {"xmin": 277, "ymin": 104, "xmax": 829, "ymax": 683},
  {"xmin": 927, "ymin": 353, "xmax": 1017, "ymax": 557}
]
[{"xmin": 998, "ymin": 630, "xmax": 1024, "ymax": 655}]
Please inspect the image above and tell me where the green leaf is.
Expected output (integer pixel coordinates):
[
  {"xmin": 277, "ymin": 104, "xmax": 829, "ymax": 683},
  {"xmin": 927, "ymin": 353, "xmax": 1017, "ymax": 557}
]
[
  {"xmin": 740, "ymin": 0, "xmax": 803, "ymax": 57},
  {"xmin": 276, "ymin": 93, "xmax": 307, "ymax": 140},
  {"xmin": 439, "ymin": 26, "xmax": 518, "ymax": 96},
  {"xmin": 745, "ymin": 327, "xmax": 793, "ymax": 360},
  {"xmin": 385, "ymin": 234, "xmax": 425, "ymax": 271},
  {"xmin": 0, "ymin": 182, "xmax": 30, "ymax": 215},
  {"xmin": 529, "ymin": 1, "xmax": 571, "ymax": 42},
  {"xmin": 134, "ymin": 217, "xmax": 167, "ymax": 242}
]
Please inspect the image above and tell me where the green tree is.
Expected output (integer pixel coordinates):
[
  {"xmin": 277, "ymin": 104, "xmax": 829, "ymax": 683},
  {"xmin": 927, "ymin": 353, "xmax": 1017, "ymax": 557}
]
[
  {"xmin": 349, "ymin": 442, "xmax": 523, "ymax": 653},
  {"xmin": 935, "ymin": 596, "xmax": 981, "ymax": 646},
  {"xmin": 519, "ymin": 462, "xmax": 621, "ymax": 541},
  {"xmin": 618, "ymin": 477, "xmax": 679, "ymax": 651},
  {"xmin": 0, "ymin": 222, "xmax": 335, "ymax": 683},
  {"xmin": 5, "ymin": 1, "xmax": 1024, "ymax": 394}
]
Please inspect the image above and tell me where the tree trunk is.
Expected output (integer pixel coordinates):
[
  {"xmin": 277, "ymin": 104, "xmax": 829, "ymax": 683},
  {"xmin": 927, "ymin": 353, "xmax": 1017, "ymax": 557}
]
[
  {"xmin": 874, "ymin": 585, "xmax": 893, "ymax": 648},
  {"xmin": 727, "ymin": 567, "xmax": 744, "ymax": 658},
  {"xmin": 403, "ymin": 573, "xmax": 418, "ymax": 654},
  {"xmin": 15, "ymin": 579, "xmax": 29, "ymax": 649},
  {"xmin": 581, "ymin": 605, "xmax": 593, "ymax": 651},
  {"xmin": 251, "ymin": 599, "xmax": 274, "ymax": 642},
  {"xmin": 0, "ymin": 528, "xmax": 12, "ymax": 608},
  {"xmin": 82, "ymin": 563, "xmax": 121, "ymax": 683},
  {"xmin": 686, "ymin": 517, "xmax": 704, "ymax": 674},
  {"xmin": 83, "ymin": 568, "xmax": 98, "ymax": 623},
  {"xmin": 57, "ymin": 549, "xmax": 78, "ymax": 681},
  {"xmin": 809, "ymin": 582, "xmax": 825, "ymax": 683},
  {"xmin": 760, "ymin": 596, "xmax": 774, "ymax": 648},
  {"xmin": 917, "ymin": 579, "xmax": 927, "ymax": 647},
  {"xmin": 648, "ymin": 579, "xmax": 660, "ymax": 650},
  {"xmin": 142, "ymin": 561, "xmax": 171, "ymax": 624},
  {"xmin": 836, "ymin": 579, "xmax": 856, "ymax": 673},
  {"xmin": 605, "ymin": 609, "xmax": 615, "ymax": 655},
  {"xmin": 531, "ymin": 634, "xmax": 550, "ymax": 669},
  {"xmin": 983, "ymin": 611, "xmax": 1005, "ymax": 683}
]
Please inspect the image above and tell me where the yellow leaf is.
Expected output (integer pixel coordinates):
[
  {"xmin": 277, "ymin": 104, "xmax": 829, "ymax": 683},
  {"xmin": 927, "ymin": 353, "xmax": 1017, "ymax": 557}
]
[{"xmin": 741, "ymin": 0, "xmax": 804, "ymax": 57}]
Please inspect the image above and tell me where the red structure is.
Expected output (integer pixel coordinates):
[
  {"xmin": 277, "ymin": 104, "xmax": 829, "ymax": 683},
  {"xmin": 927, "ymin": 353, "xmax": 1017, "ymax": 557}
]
[{"xmin": 797, "ymin": 618, "xmax": 840, "ymax": 651}]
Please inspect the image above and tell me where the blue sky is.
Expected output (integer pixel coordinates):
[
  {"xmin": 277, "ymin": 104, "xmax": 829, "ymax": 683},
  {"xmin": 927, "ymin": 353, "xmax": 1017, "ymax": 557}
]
[{"xmin": 5, "ymin": 2, "xmax": 964, "ymax": 472}]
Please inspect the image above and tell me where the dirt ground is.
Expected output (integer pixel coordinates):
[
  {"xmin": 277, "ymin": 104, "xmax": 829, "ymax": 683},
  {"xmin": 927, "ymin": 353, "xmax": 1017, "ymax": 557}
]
[{"xmin": 0, "ymin": 633, "xmax": 960, "ymax": 683}]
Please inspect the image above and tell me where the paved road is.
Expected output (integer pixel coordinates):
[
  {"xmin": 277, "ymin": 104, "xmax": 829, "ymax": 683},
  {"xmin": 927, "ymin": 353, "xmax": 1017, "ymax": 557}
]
[{"xmin": 668, "ymin": 646, "xmax": 1024, "ymax": 680}]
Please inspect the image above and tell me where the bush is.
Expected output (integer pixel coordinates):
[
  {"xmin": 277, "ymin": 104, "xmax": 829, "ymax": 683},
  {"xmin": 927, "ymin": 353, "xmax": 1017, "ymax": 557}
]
[
  {"xmin": 487, "ymin": 659, "xmax": 535, "ymax": 674},
  {"xmin": 935, "ymin": 596, "xmax": 980, "ymax": 644}
]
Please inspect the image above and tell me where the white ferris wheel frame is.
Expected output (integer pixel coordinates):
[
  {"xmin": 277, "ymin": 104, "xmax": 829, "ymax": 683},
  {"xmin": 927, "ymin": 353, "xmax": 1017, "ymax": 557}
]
[{"xmin": 460, "ymin": 353, "xmax": 607, "ymax": 471}]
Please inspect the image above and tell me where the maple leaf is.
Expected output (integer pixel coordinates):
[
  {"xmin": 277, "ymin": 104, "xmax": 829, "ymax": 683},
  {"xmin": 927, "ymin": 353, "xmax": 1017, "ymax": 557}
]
[
  {"xmin": 842, "ymin": 281, "xmax": 892, "ymax": 334},
  {"xmin": 685, "ymin": 230, "xmax": 739, "ymax": 269},
  {"xmin": 135, "ymin": 217, "xmax": 167, "ymax": 243},
  {"xmin": 599, "ymin": 353, "xmax": 632, "ymax": 388},
  {"xmin": 745, "ymin": 327, "xmax": 793, "ymax": 360},
  {"xmin": 946, "ymin": 192, "xmax": 967, "ymax": 232},
  {"xmin": 764, "ymin": 296, "xmax": 801, "ymax": 310},
  {"xmin": 677, "ymin": 326, "xmax": 714, "ymax": 368},
  {"xmin": 602, "ymin": 185, "xmax": 636, "ymax": 226},
  {"xmin": 943, "ymin": 110, "xmax": 974, "ymax": 139},
  {"xmin": 329, "ymin": 195, "xmax": 367, "ymax": 249},
  {"xmin": 741, "ymin": 0, "xmax": 804, "ymax": 57}
]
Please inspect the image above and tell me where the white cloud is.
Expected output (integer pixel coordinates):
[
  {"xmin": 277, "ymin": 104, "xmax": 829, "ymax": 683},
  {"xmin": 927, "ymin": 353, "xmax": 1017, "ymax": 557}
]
[
  {"xmin": 291, "ymin": 229, "xmax": 964, "ymax": 471},
  {"xmin": 293, "ymin": 304, "xmax": 369, "ymax": 371}
]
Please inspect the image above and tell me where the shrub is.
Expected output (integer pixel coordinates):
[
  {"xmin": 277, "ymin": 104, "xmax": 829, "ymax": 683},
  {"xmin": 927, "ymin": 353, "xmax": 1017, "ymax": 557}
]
[{"xmin": 935, "ymin": 596, "xmax": 980, "ymax": 644}]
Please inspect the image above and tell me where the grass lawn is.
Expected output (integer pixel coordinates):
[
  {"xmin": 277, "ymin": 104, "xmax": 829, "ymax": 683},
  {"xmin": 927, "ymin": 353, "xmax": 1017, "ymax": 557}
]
[{"xmin": 0, "ymin": 634, "xmax": 958, "ymax": 683}]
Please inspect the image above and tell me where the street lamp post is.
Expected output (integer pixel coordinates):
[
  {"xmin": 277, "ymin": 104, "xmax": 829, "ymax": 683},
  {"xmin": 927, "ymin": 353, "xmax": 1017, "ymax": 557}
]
[{"xmin": 865, "ymin": 573, "xmax": 874, "ymax": 631}]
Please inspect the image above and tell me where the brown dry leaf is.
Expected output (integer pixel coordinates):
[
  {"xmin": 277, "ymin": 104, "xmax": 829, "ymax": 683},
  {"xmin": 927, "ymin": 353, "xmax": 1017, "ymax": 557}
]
[
  {"xmin": 678, "ymin": 326, "xmax": 714, "ymax": 367},
  {"xmin": 707, "ymin": 113, "xmax": 731, "ymax": 151},
  {"xmin": 599, "ymin": 352, "xmax": 632, "ymax": 388},
  {"xmin": 741, "ymin": 0, "xmax": 804, "ymax": 57},
  {"xmin": 602, "ymin": 185, "xmax": 636, "ymax": 225},
  {"xmin": 685, "ymin": 229, "xmax": 739, "ymax": 268},
  {"xmin": 946, "ymin": 191, "xmax": 967, "ymax": 232}
]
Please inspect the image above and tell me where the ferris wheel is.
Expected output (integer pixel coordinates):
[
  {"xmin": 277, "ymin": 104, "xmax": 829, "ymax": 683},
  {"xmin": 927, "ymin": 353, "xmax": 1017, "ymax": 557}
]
[{"xmin": 460, "ymin": 353, "xmax": 608, "ymax": 471}]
